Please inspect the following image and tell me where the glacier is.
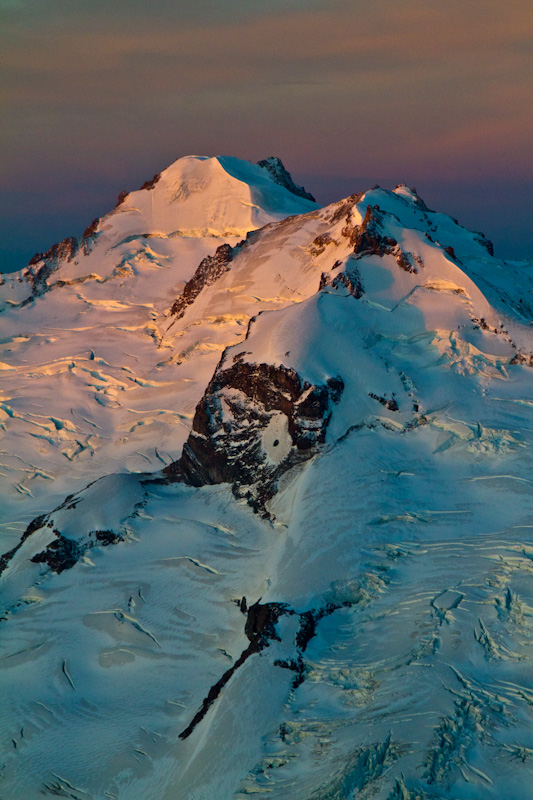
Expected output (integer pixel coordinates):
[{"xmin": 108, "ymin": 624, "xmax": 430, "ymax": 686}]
[{"xmin": 1, "ymin": 155, "xmax": 533, "ymax": 799}]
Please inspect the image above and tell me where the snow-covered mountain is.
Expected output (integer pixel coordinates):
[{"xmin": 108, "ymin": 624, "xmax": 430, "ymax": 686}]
[
  {"xmin": 1, "ymin": 155, "xmax": 533, "ymax": 800},
  {"xmin": 0, "ymin": 155, "xmax": 318, "ymax": 543}
]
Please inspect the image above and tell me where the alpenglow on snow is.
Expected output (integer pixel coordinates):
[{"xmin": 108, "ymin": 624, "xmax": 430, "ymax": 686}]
[{"xmin": 1, "ymin": 155, "xmax": 533, "ymax": 800}]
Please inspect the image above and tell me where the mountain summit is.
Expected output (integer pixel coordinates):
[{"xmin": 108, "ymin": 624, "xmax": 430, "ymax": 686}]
[
  {"xmin": 109, "ymin": 154, "xmax": 318, "ymax": 238},
  {"xmin": 1, "ymin": 157, "xmax": 533, "ymax": 800}
]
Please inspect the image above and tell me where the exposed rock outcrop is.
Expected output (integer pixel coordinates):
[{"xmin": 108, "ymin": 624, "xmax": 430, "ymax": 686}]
[
  {"xmin": 168, "ymin": 242, "xmax": 236, "ymax": 322},
  {"xmin": 0, "ymin": 517, "xmax": 124, "ymax": 579},
  {"xmin": 328, "ymin": 193, "xmax": 364, "ymax": 225},
  {"xmin": 309, "ymin": 232, "xmax": 337, "ymax": 257},
  {"xmin": 180, "ymin": 572, "xmax": 389, "ymax": 742},
  {"xmin": 114, "ymin": 189, "xmax": 129, "ymax": 208},
  {"xmin": 21, "ymin": 216, "xmax": 102, "ymax": 305},
  {"xmin": 82, "ymin": 217, "xmax": 100, "ymax": 240},
  {"xmin": 139, "ymin": 172, "xmax": 161, "ymax": 191},
  {"xmin": 0, "ymin": 477, "xmax": 147, "ymax": 582},
  {"xmin": 333, "ymin": 203, "xmax": 425, "ymax": 274},
  {"xmin": 257, "ymin": 156, "xmax": 316, "ymax": 202},
  {"xmin": 164, "ymin": 356, "xmax": 344, "ymax": 512},
  {"xmin": 474, "ymin": 232, "xmax": 494, "ymax": 256},
  {"xmin": 320, "ymin": 257, "xmax": 365, "ymax": 298},
  {"xmin": 345, "ymin": 204, "xmax": 422, "ymax": 273},
  {"xmin": 29, "ymin": 528, "xmax": 122, "ymax": 573},
  {"xmin": 30, "ymin": 532, "xmax": 84, "ymax": 574},
  {"xmin": 0, "ymin": 514, "xmax": 48, "ymax": 575},
  {"xmin": 114, "ymin": 171, "xmax": 161, "ymax": 209},
  {"xmin": 81, "ymin": 217, "xmax": 100, "ymax": 255},
  {"xmin": 369, "ymin": 392, "xmax": 399, "ymax": 411},
  {"xmin": 23, "ymin": 236, "xmax": 80, "ymax": 303},
  {"xmin": 179, "ymin": 599, "xmax": 290, "ymax": 741}
]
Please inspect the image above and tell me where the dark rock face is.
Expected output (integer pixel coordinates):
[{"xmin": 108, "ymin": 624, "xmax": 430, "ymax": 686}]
[
  {"xmin": 0, "ymin": 514, "xmax": 48, "ymax": 575},
  {"xmin": 23, "ymin": 221, "xmax": 102, "ymax": 303},
  {"xmin": 257, "ymin": 157, "xmax": 316, "ymax": 202},
  {"xmin": 0, "ymin": 512, "xmax": 124, "ymax": 579},
  {"xmin": 28, "ymin": 237, "xmax": 79, "ymax": 274},
  {"xmin": 164, "ymin": 356, "xmax": 344, "ymax": 512},
  {"xmin": 341, "ymin": 204, "xmax": 423, "ymax": 274},
  {"xmin": 328, "ymin": 193, "xmax": 364, "ymax": 225},
  {"xmin": 369, "ymin": 393, "xmax": 399, "ymax": 411},
  {"xmin": 309, "ymin": 232, "xmax": 336, "ymax": 257},
  {"xmin": 320, "ymin": 258, "xmax": 364, "ymax": 299},
  {"xmin": 179, "ymin": 576, "xmax": 388, "ymax": 741},
  {"xmin": 169, "ymin": 243, "xmax": 235, "ymax": 321},
  {"xmin": 244, "ymin": 600, "xmax": 290, "ymax": 643},
  {"xmin": 28, "ymin": 527, "xmax": 124, "ymax": 574},
  {"xmin": 82, "ymin": 218, "xmax": 100, "ymax": 240},
  {"xmin": 474, "ymin": 232, "xmax": 494, "ymax": 256},
  {"xmin": 179, "ymin": 598, "xmax": 290, "ymax": 741},
  {"xmin": 510, "ymin": 351, "xmax": 533, "ymax": 367},
  {"xmin": 94, "ymin": 529, "xmax": 122, "ymax": 546},
  {"xmin": 443, "ymin": 245, "xmax": 458, "ymax": 261},
  {"xmin": 114, "ymin": 173, "xmax": 161, "ymax": 210},
  {"xmin": 23, "ymin": 262, "xmax": 53, "ymax": 300},
  {"xmin": 31, "ymin": 533, "xmax": 82, "ymax": 574},
  {"xmin": 81, "ymin": 217, "xmax": 100, "ymax": 255},
  {"xmin": 114, "ymin": 190, "xmax": 129, "ymax": 208},
  {"xmin": 0, "ymin": 476, "xmax": 151, "ymax": 584},
  {"xmin": 344, "ymin": 204, "xmax": 397, "ymax": 256},
  {"xmin": 139, "ymin": 172, "xmax": 161, "ymax": 191},
  {"xmin": 23, "ymin": 237, "xmax": 80, "ymax": 304}
]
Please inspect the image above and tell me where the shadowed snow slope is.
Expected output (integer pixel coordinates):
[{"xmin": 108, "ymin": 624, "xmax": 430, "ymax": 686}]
[{"xmin": 1, "ymin": 162, "xmax": 533, "ymax": 800}]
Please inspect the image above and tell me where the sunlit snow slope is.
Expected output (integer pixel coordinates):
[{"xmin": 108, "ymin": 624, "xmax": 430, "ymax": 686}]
[
  {"xmin": 0, "ymin": 155, "xmax": 318, "ymax": 544},
  {"xmin": 2, "ymin": 159, "xmax": 533, "ymax": 800}
]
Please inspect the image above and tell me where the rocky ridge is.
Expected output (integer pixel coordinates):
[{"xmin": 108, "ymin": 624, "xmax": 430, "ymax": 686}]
[
  {"xmin": 257, "ymin": 156, "xmax": 316, "ymax": 202},
  {"xmin": 168, "ymin": 242, "xmax": 238, "ymax": 323}
]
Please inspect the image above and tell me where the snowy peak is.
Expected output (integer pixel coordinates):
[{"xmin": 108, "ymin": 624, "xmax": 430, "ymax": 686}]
[
  {"xmin": 110, "ymin": 154, "xmax": 319, "ymax": 239},
  {"xmin": 0, "ymin": 154, "xmax": 319, "ymax": 313},
  {"xmin": 161, "ymin": 181, "xmax": 532, "ymax": 515}
]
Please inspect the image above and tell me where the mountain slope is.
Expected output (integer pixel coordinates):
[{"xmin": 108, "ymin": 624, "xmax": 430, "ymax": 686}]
[
  {"xmin": 0, "ymin": 156, "xmax": 318, "ymax": 543},
  {"xmin": 1, "ymin": 161, "xmax": 533, "ymax": 799}
]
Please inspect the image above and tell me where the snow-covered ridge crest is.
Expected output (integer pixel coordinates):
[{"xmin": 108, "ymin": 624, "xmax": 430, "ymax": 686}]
[{"xmin": 0, "ymin": 154, "xmax": 319, "ymax": 309}]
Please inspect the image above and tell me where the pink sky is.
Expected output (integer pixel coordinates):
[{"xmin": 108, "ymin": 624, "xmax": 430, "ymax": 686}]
[{"xmin": 1, "ymin": 0, "xmax": 531, "ymax": 268}]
